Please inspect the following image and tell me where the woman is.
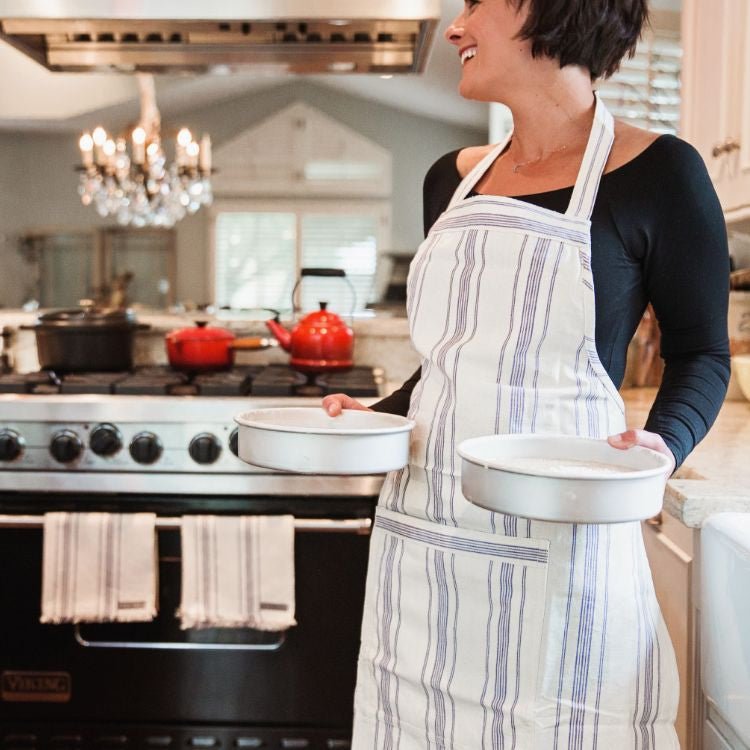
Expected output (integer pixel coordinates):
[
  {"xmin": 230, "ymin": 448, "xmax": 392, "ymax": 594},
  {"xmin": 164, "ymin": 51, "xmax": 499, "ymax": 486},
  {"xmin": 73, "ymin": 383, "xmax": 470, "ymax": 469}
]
[{"xmin": 324, "ymin": 0, "xmax": 730, "ymax": 746}]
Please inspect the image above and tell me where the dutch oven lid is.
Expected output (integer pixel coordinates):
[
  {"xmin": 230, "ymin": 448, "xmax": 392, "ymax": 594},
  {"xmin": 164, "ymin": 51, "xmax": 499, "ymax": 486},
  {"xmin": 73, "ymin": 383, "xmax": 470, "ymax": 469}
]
[
  {"xmin": 37, "ymin": 305, "xmax": 137, "ymax": 328},
  {"xmin": 166, "ymin": 320, "xmax": 235, "ymax": 343}
]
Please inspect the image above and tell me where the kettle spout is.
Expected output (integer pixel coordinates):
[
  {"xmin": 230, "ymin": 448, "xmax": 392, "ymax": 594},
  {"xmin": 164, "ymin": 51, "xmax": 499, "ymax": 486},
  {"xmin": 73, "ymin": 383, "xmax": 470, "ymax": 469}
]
[{"xmin": 265, "ymin": 314, "xmax": 292, "ymax": 352}]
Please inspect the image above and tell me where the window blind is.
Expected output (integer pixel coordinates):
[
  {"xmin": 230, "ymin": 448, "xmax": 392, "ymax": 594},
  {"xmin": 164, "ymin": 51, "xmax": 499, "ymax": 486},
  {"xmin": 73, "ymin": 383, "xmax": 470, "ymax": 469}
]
[
  {"xmin": 298, "ymin": 214, "xmax": 377, "ymax": 314},
  {"xmin": 597, "ymin": 30, "xmax": 681, "ymax": 135},
  {"xmin": 214, "ymin": 207, "xmax": 381, "ymax": 314},
  {"xmin": 215, "ymin": 212, "xmax": 297, "ymax": 311}
]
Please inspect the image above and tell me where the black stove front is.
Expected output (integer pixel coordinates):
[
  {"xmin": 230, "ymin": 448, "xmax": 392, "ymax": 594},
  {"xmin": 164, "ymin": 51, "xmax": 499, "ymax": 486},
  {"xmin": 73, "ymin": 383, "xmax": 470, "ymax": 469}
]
[
  {"xmin": 0, "ymin": 365, "xmax": 381, "ymax": 399},
  {"xmin": 0, "ymin": 494, "xmax": 375, "ymax": 750},
  {"xmin": 0, "ymin": 363, "xmax": 382, "ymax": 746}
]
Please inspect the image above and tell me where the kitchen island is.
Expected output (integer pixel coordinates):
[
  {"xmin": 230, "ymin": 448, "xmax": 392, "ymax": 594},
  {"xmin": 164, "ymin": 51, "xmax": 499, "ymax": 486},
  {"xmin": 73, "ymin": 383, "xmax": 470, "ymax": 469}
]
[
  {"xmin": 624, "ymin": 388, "xmax": 750, "ymax": 750},
  {"xmin": 624, "ymin": 387, "xmax": 750, "ymax": 525}
]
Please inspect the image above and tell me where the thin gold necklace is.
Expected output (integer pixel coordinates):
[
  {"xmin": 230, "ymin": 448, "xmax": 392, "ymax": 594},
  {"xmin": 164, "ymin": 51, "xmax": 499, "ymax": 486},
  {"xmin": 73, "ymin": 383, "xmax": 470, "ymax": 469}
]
[{"xmin": 508, "ymin": 142, "xmax": 569, "ymax": 174}]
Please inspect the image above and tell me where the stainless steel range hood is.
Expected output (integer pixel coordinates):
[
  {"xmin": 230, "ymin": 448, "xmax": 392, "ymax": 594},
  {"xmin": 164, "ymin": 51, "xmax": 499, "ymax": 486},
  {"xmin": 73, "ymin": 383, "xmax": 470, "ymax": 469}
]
[{"xmin": 0, "ymin": 0, "xmax": 440, "ymax": 74}]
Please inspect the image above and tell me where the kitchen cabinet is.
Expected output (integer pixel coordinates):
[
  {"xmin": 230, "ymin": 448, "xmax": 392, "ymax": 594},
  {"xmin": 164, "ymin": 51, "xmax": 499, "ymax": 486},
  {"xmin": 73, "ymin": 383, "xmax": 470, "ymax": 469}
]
[
  {"xmin": 681, "ymin": 0, "xmax": 750, "ymax": 221},
  {"xmin": 704, "ymin": 716, "xmax": 734, "ymax": 750},
  {"xmin": 25, "ymin": 231, "xmax": 97, "ymax": 308},
  {"xmin": 642, "ymin": 511, "xmax": 702, "ymax": 750},
  {"xmin": 19, "ymin": 227, "xmax": 175, "ymax": 309}
]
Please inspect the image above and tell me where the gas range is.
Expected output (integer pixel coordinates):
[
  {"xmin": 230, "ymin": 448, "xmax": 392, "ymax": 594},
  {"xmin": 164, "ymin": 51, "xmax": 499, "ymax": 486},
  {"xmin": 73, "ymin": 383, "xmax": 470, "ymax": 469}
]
[
  {"xmin": 0, "ymin": 365, "xmax": 385, "ymax": 496},
  {"xmin": 0, "ymin": 369, "xmax": 380, "ymax": 745}
]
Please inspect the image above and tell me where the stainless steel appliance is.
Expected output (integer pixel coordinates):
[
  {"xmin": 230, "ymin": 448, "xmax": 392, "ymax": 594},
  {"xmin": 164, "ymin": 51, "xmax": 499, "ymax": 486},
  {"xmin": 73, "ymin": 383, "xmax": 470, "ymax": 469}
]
[
  {"xmin": 0, "ymin": 365, "xmax": 384, "ymax": 749},
  {"xmin": 0, "ymin": 0, "xmax": 440, "ymax": 74}
]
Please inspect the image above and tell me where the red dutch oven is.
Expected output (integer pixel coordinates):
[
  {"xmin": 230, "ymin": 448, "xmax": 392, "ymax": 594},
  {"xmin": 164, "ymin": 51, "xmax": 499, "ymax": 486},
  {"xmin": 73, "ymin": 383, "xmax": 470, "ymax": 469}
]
[{"xmin": 165, "ymin": 321, "xmax": 272, "ymax": 371}]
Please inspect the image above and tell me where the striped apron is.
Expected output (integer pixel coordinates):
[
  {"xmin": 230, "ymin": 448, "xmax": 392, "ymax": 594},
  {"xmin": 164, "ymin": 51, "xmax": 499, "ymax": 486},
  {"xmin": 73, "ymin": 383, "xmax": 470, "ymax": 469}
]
[{"xmin": 352, "ymin": 96, "xmax": 680, "ymax": 749}]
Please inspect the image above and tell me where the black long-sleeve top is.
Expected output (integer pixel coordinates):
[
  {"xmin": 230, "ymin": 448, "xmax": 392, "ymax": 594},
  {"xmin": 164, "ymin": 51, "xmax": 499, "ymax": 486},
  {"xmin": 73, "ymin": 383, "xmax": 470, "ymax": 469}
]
[{"xmin": 373, "ymin": 135, "xmax": 730, "ymax": 469}]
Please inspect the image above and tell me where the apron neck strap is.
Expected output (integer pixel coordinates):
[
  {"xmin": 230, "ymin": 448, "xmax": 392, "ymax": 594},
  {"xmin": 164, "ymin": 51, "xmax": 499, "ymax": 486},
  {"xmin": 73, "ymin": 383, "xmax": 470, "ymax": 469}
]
[
  {"xmin": 446, "ymin": 94, "xmax": 614, "ymax": 221},
  {"xmin": 446, "ymin": 131, "xmax": 513, "ymax": 211},
  {"xmin": 564, "ymin": 93, "xmax": 615, "ymax": 220}
]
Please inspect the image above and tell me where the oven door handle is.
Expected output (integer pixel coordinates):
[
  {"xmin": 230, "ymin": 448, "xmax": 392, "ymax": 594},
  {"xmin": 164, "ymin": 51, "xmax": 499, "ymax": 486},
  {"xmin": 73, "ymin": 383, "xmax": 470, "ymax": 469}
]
[
  {"xmin": 0, "ymin": 515, "xmax": 372, "ymax": 534},
  {"xmin": 73, "ymin": 624, "xmax": 286, "ymax": 652}
]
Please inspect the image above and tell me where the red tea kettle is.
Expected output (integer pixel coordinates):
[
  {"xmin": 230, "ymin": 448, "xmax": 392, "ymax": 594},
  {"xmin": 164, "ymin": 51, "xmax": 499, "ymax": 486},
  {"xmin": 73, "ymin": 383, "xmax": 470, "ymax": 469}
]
[{"xmin": 265, "ymin": 268, "xmax": 355, "ymax": 374}]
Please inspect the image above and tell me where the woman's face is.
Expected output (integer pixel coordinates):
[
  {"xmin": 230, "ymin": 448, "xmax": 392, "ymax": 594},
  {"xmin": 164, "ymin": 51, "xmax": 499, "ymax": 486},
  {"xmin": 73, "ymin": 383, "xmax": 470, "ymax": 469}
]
[{"xmin": 444, "ymin": 0, "xmax": 533, "ymax": 102}]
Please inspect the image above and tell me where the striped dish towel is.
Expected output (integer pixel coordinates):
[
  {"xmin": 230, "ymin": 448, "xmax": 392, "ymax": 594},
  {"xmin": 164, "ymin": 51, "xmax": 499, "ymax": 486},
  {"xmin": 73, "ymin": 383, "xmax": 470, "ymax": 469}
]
[
  {"xmin": 41, "ymin": 512, "xmax": 158, "ymax": 624},
  {"xmin": 179, "ymin": 515, "xmax": 296, "ymax": 631}
]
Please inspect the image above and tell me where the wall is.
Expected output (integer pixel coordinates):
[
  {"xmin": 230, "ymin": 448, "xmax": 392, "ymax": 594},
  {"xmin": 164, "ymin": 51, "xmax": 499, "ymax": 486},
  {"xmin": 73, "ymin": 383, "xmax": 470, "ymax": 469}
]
[
  {"xmin": 729, "ymin": 219, "xmax": 750, "ymax": 269},
  {"xmin": 0, "ymin": 130, "xmax": 113, "ymax": 308},
  {"xmin": 0, "ymin": 81, "xmax": 486, "ymax": 308},
  {"xmin": 0, "ymin": 134, "xmax": 27, "ymax": 304}
]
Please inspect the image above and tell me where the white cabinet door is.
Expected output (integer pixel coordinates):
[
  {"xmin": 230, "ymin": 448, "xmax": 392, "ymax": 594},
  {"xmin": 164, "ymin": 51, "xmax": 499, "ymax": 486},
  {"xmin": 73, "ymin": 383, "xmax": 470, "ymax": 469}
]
[
  {"xmin": 682, "ymin": 0, "xmax": 750, "ymax": 219},
  {"xmin": 642, "ymin": 515, "xmax": 695, "ymax": 750},
  {"xmin": 704, "ymin": 719, "xmax": 733, "ymax": 750},
  {"xmin": 723, "ymin": 1, "xmax": 750, "ymax": 219},
  {"xmin": 704, "ymin": 709, "xmax": 750, "ymax": 750}
]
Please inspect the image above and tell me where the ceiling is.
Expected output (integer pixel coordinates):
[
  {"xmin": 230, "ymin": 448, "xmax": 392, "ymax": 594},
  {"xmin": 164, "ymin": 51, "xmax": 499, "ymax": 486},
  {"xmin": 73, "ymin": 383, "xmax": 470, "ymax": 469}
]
[{"xmin": 0, "ymin": 0, "xmax": 489, "ymax": 132}]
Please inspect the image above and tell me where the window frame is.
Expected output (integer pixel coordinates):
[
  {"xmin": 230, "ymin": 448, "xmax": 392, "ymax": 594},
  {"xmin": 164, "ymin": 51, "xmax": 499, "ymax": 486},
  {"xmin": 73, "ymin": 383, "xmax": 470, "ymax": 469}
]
[{"xmin": 208, "ymin": 197, "xmax": 392, "ymax": 313}]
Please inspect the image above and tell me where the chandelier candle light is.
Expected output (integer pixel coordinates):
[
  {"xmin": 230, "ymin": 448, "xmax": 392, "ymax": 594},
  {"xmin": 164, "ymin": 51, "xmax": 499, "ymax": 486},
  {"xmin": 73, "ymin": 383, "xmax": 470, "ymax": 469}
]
[{"xmin": 77, "ymin": 74, "xmax": 213, "ymax": 228}]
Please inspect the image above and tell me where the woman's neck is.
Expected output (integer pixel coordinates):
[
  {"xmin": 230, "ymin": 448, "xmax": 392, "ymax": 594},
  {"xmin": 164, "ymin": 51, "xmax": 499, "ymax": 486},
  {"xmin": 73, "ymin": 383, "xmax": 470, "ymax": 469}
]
[{"xmin": 500, "ymin": 68, "xmax": 596, "ymax": 162}]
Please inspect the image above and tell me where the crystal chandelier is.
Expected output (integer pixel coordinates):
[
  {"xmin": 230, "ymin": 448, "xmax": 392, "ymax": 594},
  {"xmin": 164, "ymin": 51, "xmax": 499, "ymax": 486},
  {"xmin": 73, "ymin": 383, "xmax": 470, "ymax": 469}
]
[{"xmin": 77, "ymin": 74, "xmax": 213, "ymax": 228}]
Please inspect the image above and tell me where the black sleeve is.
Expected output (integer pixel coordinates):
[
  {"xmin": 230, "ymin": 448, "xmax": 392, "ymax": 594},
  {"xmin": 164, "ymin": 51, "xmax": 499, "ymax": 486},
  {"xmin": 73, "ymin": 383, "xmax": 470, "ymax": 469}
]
[
  {"xmin": 370, "ymin": 150, "xmax": 462, "ymax": 415},
  {"xmin": 370, "ymin": 367, "xmax": 422, "ymax": 416},
  {"xmin": 640, "ymin": 139, "xmax": 731, "ymax": 468},
  {"xmin": 423, "ymin": 150, "xmax": 463, "ymax": 236}
]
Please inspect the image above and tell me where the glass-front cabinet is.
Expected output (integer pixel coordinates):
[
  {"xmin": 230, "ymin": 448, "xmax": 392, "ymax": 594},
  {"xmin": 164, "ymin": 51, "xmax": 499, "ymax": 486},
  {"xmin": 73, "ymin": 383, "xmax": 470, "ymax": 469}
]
[{"xmin": 19, "ymin": 228, "xmax": 175, "ymax": 309}]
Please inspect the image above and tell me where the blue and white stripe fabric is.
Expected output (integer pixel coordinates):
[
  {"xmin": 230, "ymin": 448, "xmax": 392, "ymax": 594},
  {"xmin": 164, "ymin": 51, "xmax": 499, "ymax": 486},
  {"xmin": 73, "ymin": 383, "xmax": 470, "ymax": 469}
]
[{"xmin": 353, "ymin": 96, "xmax": 679, "ymax": 748}]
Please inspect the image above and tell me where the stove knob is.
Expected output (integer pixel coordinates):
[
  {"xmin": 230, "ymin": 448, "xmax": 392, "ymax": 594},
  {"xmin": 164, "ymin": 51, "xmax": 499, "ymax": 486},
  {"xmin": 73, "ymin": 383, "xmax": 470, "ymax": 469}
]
[
  {"xmin": 50, "ymin": 430, "xmax": 83, "ymax": 464},
  {"xmin": 189, "ymin": 433, "xmax": 222, "ymax": 465},
  {"xmin": 129, "ymin": 432, "xmax": 163, "ymax": 465},
  {"xmin": 0, "ymin": 429, "xmax": 24, "ymax": 462},
  {"xmin": 90, "ymin": 423, "xmax": 123, "ymax": 457},
  {"xmin": 228, "ymin": 428, "xmax": 239, "ymax": 457}
]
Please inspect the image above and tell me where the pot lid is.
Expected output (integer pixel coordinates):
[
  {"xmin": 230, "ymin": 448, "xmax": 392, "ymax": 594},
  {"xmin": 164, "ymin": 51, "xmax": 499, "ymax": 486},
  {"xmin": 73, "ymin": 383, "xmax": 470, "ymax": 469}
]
[
  {"xmin": 167, "ymin": 320, "xmax": 234, "ymax": 342},
  {"xmin": 299, "ymin": 302, "xmax": 348, "ymax": 326},
  {"xmin": 37, "ymin": 306, "xmax": 137, "ymax": 327}
]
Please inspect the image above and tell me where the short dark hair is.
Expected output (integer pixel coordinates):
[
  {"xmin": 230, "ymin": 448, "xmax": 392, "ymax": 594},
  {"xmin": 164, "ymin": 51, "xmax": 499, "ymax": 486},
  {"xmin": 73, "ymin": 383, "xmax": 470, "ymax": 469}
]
[{"xmin": 512, "ymin": 0, "xmax": 649, "ymax": 79}]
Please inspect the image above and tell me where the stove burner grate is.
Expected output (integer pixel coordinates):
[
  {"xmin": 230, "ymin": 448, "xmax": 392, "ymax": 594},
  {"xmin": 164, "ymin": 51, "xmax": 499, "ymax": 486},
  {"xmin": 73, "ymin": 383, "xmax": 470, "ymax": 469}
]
[
  {"xmin": 0, "ymin": 370, "xmax": 61, "ymax": 394},
  {"xmin": 113, "ymin": 367, "xmax": 190, "ymax": 396},
  {"xmin": 0, "ymin": 365, "xmax": 381, "ymax": 398},
  {"xmin": 192, "ymin": 366, "xmax": 263, "ymax": 397},
  {"xmin": 61, "ymin": 372, "xmax": 129, "ymax": 394}
]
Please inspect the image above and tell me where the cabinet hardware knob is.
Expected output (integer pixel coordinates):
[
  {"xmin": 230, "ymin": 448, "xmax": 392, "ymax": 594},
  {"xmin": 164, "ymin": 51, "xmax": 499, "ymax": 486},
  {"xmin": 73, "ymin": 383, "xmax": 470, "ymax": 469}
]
[
  {"xmin": 645, "ymin": 512, "xmax": 663, "ymax": 527},
  {"xmin": 712, "ymin": 137, "xmax": 741, "ymax": 157}
]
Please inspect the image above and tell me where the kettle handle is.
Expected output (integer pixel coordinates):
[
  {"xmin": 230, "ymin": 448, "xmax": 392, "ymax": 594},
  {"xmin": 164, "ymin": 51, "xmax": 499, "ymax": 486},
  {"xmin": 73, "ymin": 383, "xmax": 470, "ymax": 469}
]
[
  {"xmin": 300, "ymin": 267, "xmax": 346, "ymax": 278},
  {"xmin": 291, "ymin": 267, "xmax": 357, "ymax": 317}
]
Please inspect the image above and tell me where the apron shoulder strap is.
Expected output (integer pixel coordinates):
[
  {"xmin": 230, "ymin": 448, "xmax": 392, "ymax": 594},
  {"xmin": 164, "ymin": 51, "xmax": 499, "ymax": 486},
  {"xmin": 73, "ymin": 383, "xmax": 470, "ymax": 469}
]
[
  {"xmin": 446, "ymin": 131, "xmax": 513, "ymax": 211},
  {"xmin": 444, "ymin": 95, "xmax": 613, "ymax": 219},
  {"xmin": 564, "ymin": 94, "xmax": 615, "ymax": 220}
]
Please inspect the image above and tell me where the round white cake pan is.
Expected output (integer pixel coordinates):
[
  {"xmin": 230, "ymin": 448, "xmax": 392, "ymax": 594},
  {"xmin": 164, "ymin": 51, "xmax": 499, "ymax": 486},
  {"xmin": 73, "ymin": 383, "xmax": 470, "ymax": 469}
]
[
  {"xmin": 458, "ymin": 434, "xmax": 672, "ymax": 524},
  {"xmin": 235, "ymin": 407, "xmax": 415, "ymax": 475}
]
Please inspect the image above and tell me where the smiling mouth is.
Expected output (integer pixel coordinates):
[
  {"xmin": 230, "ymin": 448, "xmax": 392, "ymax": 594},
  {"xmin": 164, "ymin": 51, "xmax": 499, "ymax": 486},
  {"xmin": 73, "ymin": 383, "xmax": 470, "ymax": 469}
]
[{"xmin": 460, "ymin": 47, "xmax": 477, "ymax": 65}]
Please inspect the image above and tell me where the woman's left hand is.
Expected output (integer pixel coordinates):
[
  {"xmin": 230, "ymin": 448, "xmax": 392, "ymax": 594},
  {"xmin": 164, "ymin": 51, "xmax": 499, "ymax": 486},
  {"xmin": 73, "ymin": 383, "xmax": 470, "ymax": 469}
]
[{"xmin": 607, "ymin": 429, "xmax": 676, "ymax": 477}]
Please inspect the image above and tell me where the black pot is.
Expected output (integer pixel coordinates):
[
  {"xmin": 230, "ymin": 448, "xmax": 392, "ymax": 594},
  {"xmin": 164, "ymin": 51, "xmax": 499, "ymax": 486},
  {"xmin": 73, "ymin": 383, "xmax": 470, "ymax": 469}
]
[{"xmin": 25, "ymin": 306, "xmax": 150, "ymax": 372}]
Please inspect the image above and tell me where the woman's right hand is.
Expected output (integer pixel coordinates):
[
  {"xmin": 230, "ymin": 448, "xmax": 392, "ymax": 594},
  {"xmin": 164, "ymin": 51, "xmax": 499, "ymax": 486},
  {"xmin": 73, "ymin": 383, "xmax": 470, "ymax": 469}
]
[{"xmin": 322, "ymin": 392, "xmax": 373, "ymax": 417}]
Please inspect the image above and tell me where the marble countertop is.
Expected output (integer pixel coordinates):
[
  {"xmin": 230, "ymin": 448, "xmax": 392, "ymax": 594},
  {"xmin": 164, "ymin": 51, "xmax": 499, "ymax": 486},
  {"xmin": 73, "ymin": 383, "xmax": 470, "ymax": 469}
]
[
  {"xmin": 0, "ymin": 309, "xmax": 411, "ymax": 336},
  {"xmin": 623, "ymin": 388, "xmax": 750, "ymax": 528}
]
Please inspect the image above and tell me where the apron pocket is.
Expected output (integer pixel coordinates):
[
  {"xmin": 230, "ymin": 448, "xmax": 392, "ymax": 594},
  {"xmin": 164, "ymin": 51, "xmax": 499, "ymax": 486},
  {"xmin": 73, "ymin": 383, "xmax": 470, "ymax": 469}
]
[{"xmin": 355, "ymin": 508, "xmax": 550, "ymax": 749}]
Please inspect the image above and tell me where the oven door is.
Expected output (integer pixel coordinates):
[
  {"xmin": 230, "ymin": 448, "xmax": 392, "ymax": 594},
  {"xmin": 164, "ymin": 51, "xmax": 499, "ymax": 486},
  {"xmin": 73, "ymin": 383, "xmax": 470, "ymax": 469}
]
[{"xmin": 0, "ymin": 494, "xmax": 374, "ymax": 745}]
